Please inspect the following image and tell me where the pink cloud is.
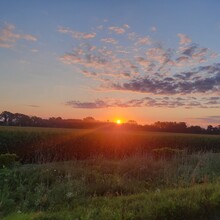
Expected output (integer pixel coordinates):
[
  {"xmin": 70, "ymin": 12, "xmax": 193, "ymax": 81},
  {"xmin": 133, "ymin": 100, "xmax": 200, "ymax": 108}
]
[
  {"xmin": 135, "ymin": 37, "xmax": 151, "ymax": 46},
  {"xmin": 83, "ymin": 33, "xmax": 96, "ymax": 39},
  {"xmin": 30, "ymin": 49, "xmax": 39, "ymax": 53},
  {"xmin": 123, "ymin": 24, "xmax": 130, "ymax": 29},
  {"xmin": 58, "ymin": 26, "xmax": 96, "ymax": 39},
  {"xmin": 101, "ymin": 38, "xmax": 118, "ymax": 44},
  {"xmin": 177, "ymin": 33, "xmax": 192, "ymax": 45},
  {"xmin": 0, "ymin": 23, "xmax": 37, "ymax": 48},
  {"xmin": 108, "ymin": 26, "xmax": 126, "ymax": 34},
  {"xmin": 0, "ymin": 43, "xmax": 12, "ymax": 48},
  {"xmin": 59, "ymin": 24, "xmax": 219, "ymax": 97},
  {"xmin": 136, "ymin": 57, "xmax": 151, "ymax": 68},
  {"xmin": 151, "ymin": 26, "xmax": 157, "ymax": 32},
  {"xmin": 66, "ymin": 96, "xmax": 220, "ymax": 109}
]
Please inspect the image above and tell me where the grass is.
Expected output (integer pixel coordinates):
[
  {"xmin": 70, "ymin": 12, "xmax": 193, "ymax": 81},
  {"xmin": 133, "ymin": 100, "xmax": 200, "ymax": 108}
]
[
  {"xmin": 1, "ymin": 153, "xmax": 220, "ymax": 219},
  {"xmin": 2, "ymin": 183, "xmax": 220, "ymax": 220},
  {"xmin": 0, "ymin": 126, "xmax": 220, "ymax": 219}
]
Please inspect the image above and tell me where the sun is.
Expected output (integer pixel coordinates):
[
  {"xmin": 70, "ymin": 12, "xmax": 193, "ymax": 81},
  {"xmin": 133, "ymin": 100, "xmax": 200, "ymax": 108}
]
[{"xmin": 116, "ymin": 119, "xmax": 122, "ymax": 125}]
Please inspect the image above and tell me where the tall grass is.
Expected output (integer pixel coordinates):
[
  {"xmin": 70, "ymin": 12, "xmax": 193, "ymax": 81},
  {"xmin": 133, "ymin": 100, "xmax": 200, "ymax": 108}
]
[
  {"xmin": 1, "ymin": 127, "xmax": 220, "ymax": 219},
  {"xmin": 0, "ymin": 126, "xmax": 220, "ymax": 162},
  {"xmin": 2, "ymin": 183, "xmax": 220, "ymax": 220},
  {"xmin": 0, "ymin": 152, "xmax": 220, "ymax": 218}
]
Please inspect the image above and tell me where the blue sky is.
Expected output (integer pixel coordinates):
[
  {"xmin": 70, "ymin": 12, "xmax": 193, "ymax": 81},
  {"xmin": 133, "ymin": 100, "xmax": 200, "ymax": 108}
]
[{"xmin": 1, "ymin": 0, "xmax": 220, "ymax": 126}]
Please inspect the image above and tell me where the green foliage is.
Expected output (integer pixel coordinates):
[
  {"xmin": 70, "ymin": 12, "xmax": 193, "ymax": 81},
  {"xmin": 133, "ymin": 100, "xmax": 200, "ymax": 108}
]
[
  {"xmin": 0, "ymin": 126, "xmax": 220, "ymax": 162},
  {"xmin": 0, "ymin": 153, "xmax": 18, "ymax": 168},
  {"xmin": 0, "ymin": 152, "xmax": 220, "ymax": 219},
  {"xmin": 0, "ymin": 127, "xmax": 220, "ymax": 219},
  {"xmin": 152, "ymin": 147, "xmax": 185, "ymax": 160},
  {"xmin": 2, "ymin": 183, "xmax": 220, "ymax": 219}
]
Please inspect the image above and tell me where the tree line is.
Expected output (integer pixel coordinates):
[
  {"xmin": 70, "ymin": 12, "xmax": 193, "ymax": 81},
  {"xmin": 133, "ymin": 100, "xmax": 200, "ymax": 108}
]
[{"xmin": 0, "ymin": 111, "xmax": 220, "ymax": 134}]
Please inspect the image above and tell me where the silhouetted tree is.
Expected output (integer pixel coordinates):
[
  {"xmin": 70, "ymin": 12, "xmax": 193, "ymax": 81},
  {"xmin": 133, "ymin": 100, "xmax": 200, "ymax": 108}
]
[
  {"xmin": 83, "ymin": 117, "xmax": 95, "ymax": 122},
  {"xmin": 0, "ymin": 111, "xmax": 14, "ymax": 125},
  {"xmin": 127, "ymin": 120, "xmax": 138, "ymax": 125},
  {"xmin": 0, "ymin": 111, "xmax": 219, "ymax": 134},
  {"xmin": 187, "ymin": 125, "xmax": 204, "ymax": 134}
]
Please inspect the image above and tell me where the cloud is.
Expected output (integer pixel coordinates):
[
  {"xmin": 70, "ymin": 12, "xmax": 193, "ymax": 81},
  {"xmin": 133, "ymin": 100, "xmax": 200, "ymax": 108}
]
[
  {"xmin": 127, "ymin": 32, "xmax": 139, "ymax": 41},
  {"xmin": 58, "ymin": 26, "xmax": 96, "ymax": 39},
  {"xmin": 151, "ymin": 26, "xmax": 157, "ymax": 32},
  {"xmin": 66, "ymin": 100, "xmax": 109, "ymax": 108},
  {"xmin": 0, "ymin": 43, "xmax": 12, "ymax": 48},
  {"xmin": 60, "ymin": 42, "xmax": 140, "ymax": 79},
  {"xmin": 27, "ymin": 105, "xmax": 40, "ymax": 108},
  {"xmin": 108, "ymin": 26, "xmax": 126, "ymax": 34},
  {"xmin": 111, "ymin": 68, "xmax": 220, "ymax": 94},
  {"xmin": 60, "ymin": 39, "xmax": 219, "ymax": 93},
  {"xmin": 101, "ymin": 38, "xmax": 118, "ymax": 44},
  {"xmin": 135, "ymin": 37, "xmax": 151, "ymax": 46},
  {"xmin": 0, "ymin": 23, "xmax": 37, "ymax": 48},
  {"xmin": 83, "ymin": 33, "xmax": 96, "ymax": 39},
  {"xmin": 177, "ymin": 33, "xmax": 192, "ymax": 45},
  {"xmin": 22, "ymin": 34, "xmax": 37, "ymax": 41},
  {"xmin": 59, "ymin": 23, "xmax": 219, "ymax": 98},
  {"xmin": 30, "ymin": 49, "xmax": 39, "ymax": 53},
  {"xmin": 194, "ymin": 116, "xmax": 220, "ymax": 125},
  {"xmin": 146, "ymin": 47, "xmax": 172, "ymax": 66},
  {"xmin": 123, "ymin": 24, "xmax": 130, "ymax": 29},
  {"xmin": 66, "ymin": 96, "xmax": 220, "ymax": 109}
]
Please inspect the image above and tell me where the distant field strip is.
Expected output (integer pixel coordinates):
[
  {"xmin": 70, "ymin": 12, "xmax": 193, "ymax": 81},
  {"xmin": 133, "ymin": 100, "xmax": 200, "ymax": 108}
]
[{"xmin": 0, "ymin": 126, "xmax": 220, "ymax": 162}]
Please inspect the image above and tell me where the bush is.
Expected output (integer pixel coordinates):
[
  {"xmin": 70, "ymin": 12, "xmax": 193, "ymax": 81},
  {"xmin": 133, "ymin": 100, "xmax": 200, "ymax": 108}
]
[{"xmin": 0, "ymin": 153, "xmax": 18, "ymax": 168}]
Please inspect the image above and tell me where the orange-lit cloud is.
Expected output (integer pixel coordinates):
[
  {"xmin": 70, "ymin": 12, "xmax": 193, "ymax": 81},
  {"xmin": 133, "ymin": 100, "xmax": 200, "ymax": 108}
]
[
  {"xmin": 101, "ymin": 38, "xmax": 118, "ymax": 44},
  {"xmin": 0, "ymin": 43, "xmax": 12, "ymax": 48},
  {"xmin": 177, "ymin": 33, "xmax": 192, "ymax": 45},
  {"xmin": 58, "ymin": 26, "xmax": 96, "ymax": 39},
  {"xmin": 135, "ymin": 36, "xmax": 151, "ymax": 46},
  {"xmin": 66, "ymin": 96, "xmax": 220, "ymax": 109},
  {"xmin": 0, "ymin": 23, "xmax": 37, "ymax": 48},
  {"xmin": 108, "ymin": 26, "xmax": 126, "ymax": 34},
  {"xmin": 59, "ymin": 23, "xmax": 219, "ymax": 103}
]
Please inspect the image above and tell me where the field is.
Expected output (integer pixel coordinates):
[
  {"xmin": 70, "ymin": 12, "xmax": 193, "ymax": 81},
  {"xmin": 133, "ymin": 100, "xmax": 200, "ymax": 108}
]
[
  {"xmin": 1, "ymin": 126, "xmax": 220, "ymax": 162},
  {"xmin": 0, "ymin": 126, "xmax": 220, "ymax": 219}
]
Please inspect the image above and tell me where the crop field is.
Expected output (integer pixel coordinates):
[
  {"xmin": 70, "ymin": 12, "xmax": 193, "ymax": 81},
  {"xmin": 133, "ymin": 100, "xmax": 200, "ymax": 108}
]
[
  {"xmin": 1, "ymin": 126, "xmax": 220, "ymax": 162},
  {"xmin": 0, "ymin": 126, "xmax": 220, "ymax": 219}
]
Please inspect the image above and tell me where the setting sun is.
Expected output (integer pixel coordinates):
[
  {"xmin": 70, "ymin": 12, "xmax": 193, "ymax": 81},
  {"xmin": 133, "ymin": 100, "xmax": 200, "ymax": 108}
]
[{"xmin": 116, "ymin": 119, "xmax": 122, "ymax": 125}]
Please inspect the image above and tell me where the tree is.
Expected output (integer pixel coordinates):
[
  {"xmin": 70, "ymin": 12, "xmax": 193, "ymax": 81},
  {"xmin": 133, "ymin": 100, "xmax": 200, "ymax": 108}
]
[
  {"xmin": 207, "ymin": 125, "xmax": 214, "ymax": 134},
  {"xmin": 127, "ymin": 120, "xmax": 138, "ymax": 125},
  {"xmin": 83, "ymin": 117, "xmax": 95, "ymax": 122},
  {"xmin": 0, "ymin": 111, "xmax": 14, "ymax": 125}
]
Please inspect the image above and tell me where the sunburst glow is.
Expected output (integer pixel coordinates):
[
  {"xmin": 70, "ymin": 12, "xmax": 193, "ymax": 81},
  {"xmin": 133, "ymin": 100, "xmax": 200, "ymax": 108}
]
[{"xmin": 116, "ymin": 119, "xmax": 121, "ymax": 125}]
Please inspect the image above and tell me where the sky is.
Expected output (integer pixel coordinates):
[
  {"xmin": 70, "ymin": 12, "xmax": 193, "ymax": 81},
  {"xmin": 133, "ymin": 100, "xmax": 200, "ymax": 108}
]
[{"xmin": 1, "ymin": 0, "xmax": 220, "ymax": 126}]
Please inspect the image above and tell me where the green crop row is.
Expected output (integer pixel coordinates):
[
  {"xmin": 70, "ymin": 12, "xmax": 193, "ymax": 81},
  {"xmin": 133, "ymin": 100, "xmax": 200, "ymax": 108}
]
[{"xmin": 0, "ymin": 126, "xmax": 220, "ymax": 163}]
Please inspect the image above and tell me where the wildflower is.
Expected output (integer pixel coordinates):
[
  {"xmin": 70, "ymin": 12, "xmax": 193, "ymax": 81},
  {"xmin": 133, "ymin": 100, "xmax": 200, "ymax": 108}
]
[{"xmin": 66, "ymin": 192, "xmax": 73, "ymax": 198}]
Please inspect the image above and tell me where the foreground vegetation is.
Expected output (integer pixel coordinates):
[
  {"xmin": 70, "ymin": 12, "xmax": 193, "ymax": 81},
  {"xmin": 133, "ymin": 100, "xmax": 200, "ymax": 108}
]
[
  {"xmin": 1, "ymin": 152, "xmax": 220, "ymax": 219},
  {"xmin": 0, "ymin": 126, "xmax": 220, "ymax": 219},
  {"xmin": 3, "ymin": 183, "xmax": 220, "ymax": 220}
]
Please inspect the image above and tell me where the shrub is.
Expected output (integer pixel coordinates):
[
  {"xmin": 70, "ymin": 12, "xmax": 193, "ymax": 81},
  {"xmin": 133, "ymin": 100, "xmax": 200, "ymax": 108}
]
[{"xmin": 0, "ymin": 153, "xmax": 18, "ymax": 168}]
